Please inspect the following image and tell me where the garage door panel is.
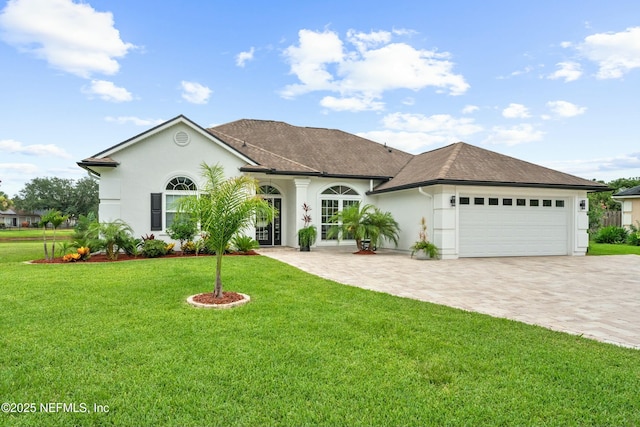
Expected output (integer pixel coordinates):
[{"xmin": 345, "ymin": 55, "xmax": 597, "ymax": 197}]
[{"xmin": 459, "ymin": 197, "xmax": 568, "ymax": 257}]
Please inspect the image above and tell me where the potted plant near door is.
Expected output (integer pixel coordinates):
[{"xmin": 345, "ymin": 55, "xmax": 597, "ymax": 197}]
[
  {"xmin": 297, "ymin": 203, "xmax": 317, "ymax": 252},
  {"xmin": 410, "ymin": 217, "xmax": 439, "ymax": 260}
]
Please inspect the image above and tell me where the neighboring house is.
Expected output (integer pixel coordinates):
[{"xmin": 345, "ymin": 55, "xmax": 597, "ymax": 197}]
[
  {"xmin": 613, "ymin": 185, "xmax": 640, "ymax": 229},
  {"xmin": 0, "ymin": 208, "xmax": 41, "ymax": 228},
  {"xmin": 78, "ymin": 115, "xmax": 608, "ymax": 259}
]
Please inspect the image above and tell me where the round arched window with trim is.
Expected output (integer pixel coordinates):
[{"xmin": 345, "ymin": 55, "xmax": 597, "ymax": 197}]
[
  {"xmin": 320, "ymin": 185, "xmax": 361, "ymax": 240},
  {"xmin": 165, "ymin": 176, "xmax": 197, "ymax": 228}
]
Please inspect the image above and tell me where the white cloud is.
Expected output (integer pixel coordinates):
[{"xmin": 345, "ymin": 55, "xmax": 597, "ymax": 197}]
[
  {"xmin": 320, "ymin": 95, "xmax": 384, "ymax": 112},
  {"xmin": 357, "ymin": 112, "xmax": 483, "ymax": 153},
  {"xmin": 0, "ymin": 139, "xmax": 71, "ymax": 158},
  {"xmin": 462, "ymin": 105, "xmax": 479, "ymax": 114},
  {"xmin": 236, "ymin": 47, "xmax": 255, "ymax": 67},
  {"xmin": 576, "ymin": 26, "xmax": 640, "ymax": 79},
  {"xmin": 180, "ymin": 81, "xmax": 212, "ymax": 104},
  {"xmin": 483, "ymin": 124, "xmax": 545, "ymax": 146},
  {"xmin": 546, "ymin": 100, "xmax": 587, "ymax": 118},
  {"xmin": 0, "ymin": 0, "xmax": 136, "ymax": 78},
  {"xmin": 548, "ymin": 61, "xmax": 583, "ymax": 82},
  {"xmin": 0, "ymin": 162, "xmax": 39, "ymax": 174},
  {"xmin": 83, "ymin": 79, "xmax": 132, "ymax": 102},
  {"xmin": 105, "ymin": 116, "xmax": 164, "ymax": 126},
  {"xmin": 281, "ymin": 28, "xmax": 469, "ymax": 109},
  {"xmin": 357, "ymin": 130, "xmax": 444, "ymax": 152},
  {"xmin": 546, "ymin": 152, "xmax": 640, "ymax": 177},
  {"xmin": 502, "ymin": 103, "xmax": 531, "ymax": 119}
]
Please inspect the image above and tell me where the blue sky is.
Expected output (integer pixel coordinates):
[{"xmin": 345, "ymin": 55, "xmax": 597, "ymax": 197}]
[{"xmin": 1, "ymin": 0, "xmax": 639, "ymax": 197}]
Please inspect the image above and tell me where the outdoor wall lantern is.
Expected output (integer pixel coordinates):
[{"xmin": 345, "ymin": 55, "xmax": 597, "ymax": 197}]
[
  {"xmin": 579, "ymin": 199, "xmax": 586, "ymax": 210},
  {"xmin": 450, "ymin": 195, "xmax": 456, "ymax": 207}
]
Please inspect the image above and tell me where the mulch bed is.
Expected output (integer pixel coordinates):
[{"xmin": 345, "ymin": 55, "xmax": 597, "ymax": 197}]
[
  {"xmin": 191, "ymin": 291, "xmax": 245, "ymax": 305},
  {"xmin": 353, "ymin": 249, "xmax": 376, "ymax": 255},
  {"xmin": 31, "ymin": 250, "xmax": 259, "ymax": 264}
]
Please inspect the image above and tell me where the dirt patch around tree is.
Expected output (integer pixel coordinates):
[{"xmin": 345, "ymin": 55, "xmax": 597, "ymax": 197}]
[{"xmin": 187, "ymin": 292, "xmax": 250, "ymax": 309}]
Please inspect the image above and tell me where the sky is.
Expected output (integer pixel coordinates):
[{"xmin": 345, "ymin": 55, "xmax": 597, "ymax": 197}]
[{"xmin": 1, "ymin": 0, "xmax": 640, "ymax": 198}]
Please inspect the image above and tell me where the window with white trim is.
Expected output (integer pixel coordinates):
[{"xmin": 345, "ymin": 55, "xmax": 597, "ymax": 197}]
[
  {"xmin": 165, "ymin": 177, "xmax": 197, "ymax": 229},
  {"xmin": 320, "ymin": 185, "xmax": 361, "ymax": 240}
]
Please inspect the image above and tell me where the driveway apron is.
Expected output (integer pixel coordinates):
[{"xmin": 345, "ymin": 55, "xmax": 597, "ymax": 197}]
[{"xmin": 260, "ymin": 248, "xmax": 640, "ymax": 350}]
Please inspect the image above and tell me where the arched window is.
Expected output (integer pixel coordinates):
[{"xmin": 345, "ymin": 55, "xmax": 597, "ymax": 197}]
[
  {"xmin": 165, "ymin": 176, "xmax": 197, "ymax": 228},
  {"xmin": 320, "ymin": 185, "xmax": 361, "ymax": 240},
  {"xmin": 166, "ymin": 177, "xmax": 196, "ymax": 191},
  {"xmin": 259, "ymin": 185, "xmax": 281, "ymax": 195}
]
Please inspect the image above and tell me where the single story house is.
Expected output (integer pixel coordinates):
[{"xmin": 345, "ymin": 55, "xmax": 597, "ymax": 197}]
[
  {"xmin": 613, "ymin": 185, "xmax": 640, "ymax": 229},
  {"xmin": 0, "ymin": 209, "xmax": 41, "ymax": 228},
  {"xmin": 78, "ymin": 115, "xmax": 607, "ymax": 259}
]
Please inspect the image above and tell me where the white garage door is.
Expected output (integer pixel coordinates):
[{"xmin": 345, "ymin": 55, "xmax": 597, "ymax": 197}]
[{"xmin": 459, "ymin": 196, "xmax": 569, "ymax": 257}]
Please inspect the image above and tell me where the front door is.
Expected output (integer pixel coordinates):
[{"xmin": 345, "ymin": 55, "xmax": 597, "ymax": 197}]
[{"xmin": 256, "ymin": 198, "xmax": 281, "ymax": 246}]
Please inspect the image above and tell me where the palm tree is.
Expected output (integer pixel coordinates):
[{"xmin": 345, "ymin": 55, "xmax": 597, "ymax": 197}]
[
  {"xmin": 49, "ymin": 211, "xmax": 69, "ymax": 259},
  {"xmin": 327, "ymin": 203, "xmax": 399, "ymax": 251},
  {"xmin": 89, "ymin": 220, "xmax": 133, "ymax": 260},
  {"xmin": 327, "ymin": 203, "xmax": 374, "ymax": 250},
  {"xmin": 365, "ymin": 208, "xmax": 400, "ymax": 250},
  {"xmin": 40, "ymin": 210, "xmax": 56, "ymax": 261},
  {"xmin": 178, "ymin": 163, "xmax": 276, "ymax": 298}
]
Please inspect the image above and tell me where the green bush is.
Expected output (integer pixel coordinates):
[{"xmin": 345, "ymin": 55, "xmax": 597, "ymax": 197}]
[
  {"xmin": 141, "ymin": 239, "xmax": 168, "ymax": 258},
  {"xmin": 593, "ymin": 226, "xmax": 628, "ymax": 244},
  {"xmin": 626, "ymin": 222, "xmax": 640, "ymax": 246},
  {"xmin": 232, "ymin": 235, "xmax": 260, "ymax": 253}
]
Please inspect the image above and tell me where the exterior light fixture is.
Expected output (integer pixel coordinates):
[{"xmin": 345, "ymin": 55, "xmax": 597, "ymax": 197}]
[
  {"xmin": 579, "ymin": 200, "xmax": 586, "ymax": 210},
  {"xmin": 450, "ymin": 195, "xmax": 456, "ymax": 207}
]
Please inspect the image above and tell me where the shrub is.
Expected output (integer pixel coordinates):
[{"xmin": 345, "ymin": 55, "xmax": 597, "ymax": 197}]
[
  {"xmin": 141, "ymin": 239, "xmax": 168, "ymax": 258},
  {"xmin": 167, "ymin": 217, "xmax": 197, "ymax": 250},
  {"xmin": 181, "ymin": 241, "xmax": 196, "ymax": 255},
  {"xmin": 626, "ymin": 222, "xmax": 640, "ymax": 246},
  {"xmin": 232, "ymin": 235, "xmax": 260, "ymax": 253},
  {"xmin": 594, "ymin": 226, "xmax": 628, "ymax": 244},
  {"xmin": 121, "ymin": 236, "xmax": 142, "ymax": 257}
]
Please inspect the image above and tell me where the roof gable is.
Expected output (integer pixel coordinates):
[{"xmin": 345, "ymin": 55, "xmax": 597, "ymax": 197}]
[
  {"xmin": 207, "ymin": 119, "xmax": 413, "ymax": 178},
  {"xmin": 78, "ymin": 115, "xmax": 256, "ymax": 173},
  {"xmin": 372, "ymin": 142, "xmax": 609, "ymax": 193}
]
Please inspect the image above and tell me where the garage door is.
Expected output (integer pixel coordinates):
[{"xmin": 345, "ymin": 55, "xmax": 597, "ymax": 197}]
[{"xmin": 459, "ymin": 196, "xmax": 568, "ymax": 257}]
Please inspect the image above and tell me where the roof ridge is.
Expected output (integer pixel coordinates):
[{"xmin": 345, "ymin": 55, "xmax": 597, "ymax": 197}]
[
  {"xmin": 437, "ymin": 142, "xmax": 465, "ymax": 179},
  {"xmin": 208, "ymin": 128, "xmax": 319, "ymax": 173}
]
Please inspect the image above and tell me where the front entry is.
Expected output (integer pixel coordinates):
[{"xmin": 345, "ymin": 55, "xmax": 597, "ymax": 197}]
[{"xmin": 256, "ymin": 197, "xmax": 281, "ymax": 246}]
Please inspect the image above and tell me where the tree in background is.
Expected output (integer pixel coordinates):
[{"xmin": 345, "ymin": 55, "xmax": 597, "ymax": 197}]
[
  {"xmin": 0, "ymin": 179, "xmax": 12, "ymax": 210},
  {"xmin": 13, "ymin": 176, "xmax": 98, "ymax": 218},
  {"xmin": 588, "ymin": 177, "xmax": 640, "ymax": 231}
]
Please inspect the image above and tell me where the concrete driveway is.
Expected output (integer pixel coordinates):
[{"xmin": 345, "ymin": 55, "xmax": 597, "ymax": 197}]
[{"xmin": 259, "ymin": 247, "xmax": 640, "ymax": 350}]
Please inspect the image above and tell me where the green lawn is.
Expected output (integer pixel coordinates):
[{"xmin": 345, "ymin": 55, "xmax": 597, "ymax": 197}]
[
  {"xmin": 1, "ymin": 242, "xmax": 639, "ymax": 426},
  {"xmin": 588, "ymin": 242, "xmax": 640, "ymax": 255},
  {"xmin": 0, "ymin": 228, "xmax": 74, "ymax": 240}
]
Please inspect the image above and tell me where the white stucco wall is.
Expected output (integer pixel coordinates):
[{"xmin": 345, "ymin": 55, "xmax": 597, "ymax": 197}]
[
  {"xmin": 97, "ymin": 121, "xmax": 248, "ymax": 241},
  {"xmin": 375, "ymin": 184, "xmax": 590, "ymax": 259}
]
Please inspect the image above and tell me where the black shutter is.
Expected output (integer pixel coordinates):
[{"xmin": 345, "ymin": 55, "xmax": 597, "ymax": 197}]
[{"xmin": 150, "ymin": 193, "xmax": 162, "ymax": 231}]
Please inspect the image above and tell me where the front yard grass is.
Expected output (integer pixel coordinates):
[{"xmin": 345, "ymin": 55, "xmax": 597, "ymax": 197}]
[
  {"xmin": 588, "ymin": 242, "xmax": 640, "ymax": 255},
  {"xmin": 1, "ymin": 246, "xmax": 639, "ymax": 426}
]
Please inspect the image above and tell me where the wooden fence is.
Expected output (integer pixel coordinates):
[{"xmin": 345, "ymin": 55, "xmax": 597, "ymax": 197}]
[{"xmin": 601, "ymin": 210, "xmax": 622, "ymax": 227}]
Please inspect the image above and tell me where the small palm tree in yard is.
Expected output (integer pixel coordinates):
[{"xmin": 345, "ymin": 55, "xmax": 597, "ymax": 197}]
[
  {"xmin": 178, "ymin": 162, "xmax": 276, "ymax": 298},
  {"xmin": 328, "ymin": 203, "xmax": 400, "ymax": 251}
]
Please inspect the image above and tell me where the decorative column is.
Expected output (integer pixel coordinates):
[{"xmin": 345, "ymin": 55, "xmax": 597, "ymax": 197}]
[{"xmin": 294, "ymin": 178, "xmax": 311, "ymax": 246}]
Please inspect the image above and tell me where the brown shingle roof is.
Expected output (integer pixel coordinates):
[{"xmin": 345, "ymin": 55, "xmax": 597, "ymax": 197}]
[
  {"xmin": 372, "ymin": 142, "xmax": 608, "ymax": 193},
  {"xmin": 207, "ymin": 119, "xmax": 413, "ymax": 178}
]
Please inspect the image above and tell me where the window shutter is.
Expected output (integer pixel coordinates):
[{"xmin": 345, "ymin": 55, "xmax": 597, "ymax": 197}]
[{"xmin": 150, "ymin": 193, "xmax": 162, "ymax": 231}]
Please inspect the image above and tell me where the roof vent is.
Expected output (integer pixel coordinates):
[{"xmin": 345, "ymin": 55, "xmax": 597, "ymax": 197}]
[{"xmin": 174, "ymin": 130, "xmax": 191, "ymax": 146}]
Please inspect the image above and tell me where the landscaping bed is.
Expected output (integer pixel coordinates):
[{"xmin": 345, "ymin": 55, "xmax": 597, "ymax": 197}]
[{"xmin": 30, "ymin": 250, "xmax": 258, "ymax": 263}]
